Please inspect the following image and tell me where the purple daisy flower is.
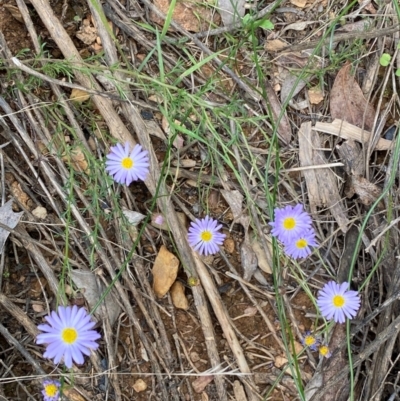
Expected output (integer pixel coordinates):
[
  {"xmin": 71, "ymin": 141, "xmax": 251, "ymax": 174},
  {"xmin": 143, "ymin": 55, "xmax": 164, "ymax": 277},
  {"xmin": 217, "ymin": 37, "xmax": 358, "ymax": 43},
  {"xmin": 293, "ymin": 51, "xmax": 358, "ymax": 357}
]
[
  {"xmin": 318, "ymin": 344, "xmax": 332, "ymax": 359},
  {"xmin": 270, "ymin": 204, "xmax": 312, "ymax": 244},
  {"xmin": 301, "ymin": 331, "xmax": 319, "ymax": 351},
  {"xmin": 42, "ymin": 379, "xmax": 60, "ymax": 401},
  {"xmin": 284, "ymin": 228, "xmax": 318, "ymax": 259},
  {"xmin": 105, "ymin": 142, "xmax": 149, "ymax": 185},
  {"xmin": 316, "ymin": 281, "xmax": 360, "ymax": 324},
  {"xmin": 36, "ymin": 305, "xmax": 101, "ymax": 369},
  {"xmin": 188, "ymin": 216, "xmax": 226, "ymax": 256}
]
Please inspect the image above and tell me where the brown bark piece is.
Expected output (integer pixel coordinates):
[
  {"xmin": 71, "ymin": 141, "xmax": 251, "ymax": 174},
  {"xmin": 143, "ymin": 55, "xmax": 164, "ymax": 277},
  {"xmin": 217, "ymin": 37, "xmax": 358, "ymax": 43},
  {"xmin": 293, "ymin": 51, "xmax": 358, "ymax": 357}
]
[
  {"xmin": 298, "ymin": 122, "xmax": 349, "ymax": 232},
  {"xmin": 336, "ymin": 140, "xmax": 382, "ymax": 205},
  {"xmin": 330, "ymin": 62, "xmax": 376, "ymax": 131},
  {"xmin": 314, "ymin": 119, "xmax": 392, "ymax": 151}
]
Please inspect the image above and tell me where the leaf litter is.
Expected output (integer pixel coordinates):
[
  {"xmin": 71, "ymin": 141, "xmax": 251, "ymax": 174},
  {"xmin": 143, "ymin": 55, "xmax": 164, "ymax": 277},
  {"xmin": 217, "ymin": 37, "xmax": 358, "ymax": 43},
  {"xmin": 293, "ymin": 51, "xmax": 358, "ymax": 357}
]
[{"xmin": 0, "ymin": 1, "xmax": 399, "ymax": 401}]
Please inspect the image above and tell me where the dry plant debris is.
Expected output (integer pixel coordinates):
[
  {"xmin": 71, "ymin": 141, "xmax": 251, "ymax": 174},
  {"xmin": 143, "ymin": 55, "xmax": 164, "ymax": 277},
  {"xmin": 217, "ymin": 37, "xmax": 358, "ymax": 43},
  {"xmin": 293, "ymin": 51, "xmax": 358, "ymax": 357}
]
[{"xmin": 0, "ymin": 0, "xmax": 400, "ymax": 400}]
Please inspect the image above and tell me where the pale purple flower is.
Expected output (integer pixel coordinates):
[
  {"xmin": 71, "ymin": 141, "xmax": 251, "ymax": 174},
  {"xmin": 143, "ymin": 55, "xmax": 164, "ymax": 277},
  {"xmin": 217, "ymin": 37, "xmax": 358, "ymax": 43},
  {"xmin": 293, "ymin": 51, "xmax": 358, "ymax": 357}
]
[
  {"xmin": 42, "ymin": 379, "xmax": 60, "ymax": 401},
  {"xmin": 105, "ymin": 142, "xmax": 149, "ymax": 185},
  {"xmin": 153, "ymin": 213, "xmax": 164, "ymax": 226},
  {"xmin": 37, "ymin": 305, "xmax": 101, "ymax": 368},
  {"xmin": 301, "ymin": 331, "xmax": 319, "ymax": 351},
  {"xmin": 270, "ymin": 204, "xmax": 312, "ymax": 244},
  {"xmin": 284, "ymin": 228, "xmax": 317, "ymax": 259},
  {"xmin": 316, "ymin": 281, "xmax": 360, "ymax": 324},
  {"xmin": 188, "ymin": 216, "xmax": 226, "ymax": 256}
]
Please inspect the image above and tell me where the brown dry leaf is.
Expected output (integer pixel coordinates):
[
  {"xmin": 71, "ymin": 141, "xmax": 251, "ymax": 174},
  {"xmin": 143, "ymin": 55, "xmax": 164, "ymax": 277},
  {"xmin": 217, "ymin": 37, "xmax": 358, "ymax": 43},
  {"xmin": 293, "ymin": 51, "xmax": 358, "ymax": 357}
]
[
  {"xmin": 233, "ymin": 380, "xmax": 247, "ymax": 401},
  {"xmin": 152, "ymin": 245, "xmax": 180, "ymax": 298},
  {"xmin": 241, "ymin": 240, "xmax": 258, "ymax": 281},
  {"xmin": 264, "ymin": 81, "xmax": 292, "ymax": 144},
  {"xmin": 4, "ymin": 5, "xmax": 23, "ymax": 23},
  {"xmin": 11, "ymin": 182, "xmax": 32, "ymax": 210},
  {"xmin": 223, "ymin": 237, "xmax": 235, "ymax": 253},
  {"xmin": 170, "ymin": 281, "xmax": 189, "ymax": 310},
  {"xmin": 192, "ymin": 376, "xmax": 214, "ymax": 393},
  {"xmin": 32, "ymin": 303, "xmax": 44, "ymax": 313},
  {"xmin": 289, "ymin": 0, "xmax": 307, "ymax": 6},
  {"xmin": 265, "ymin": 39, "xmax": 287, "ymax": 52},
  {"xmin": 330, "ymin": 62, "xmax": 376, "ymax": 131},
  {"xmin": 274, "ymin": 355, "xmax": 288, "ymax": 368},
  {"xmin": 150, "ymin": 0, "xmax": 218, "ymax": 32},
  {"xmin": 299, "ymin": 122, "xmax": 349, "ymax": 231},
  {"xmin": 250, "ymin": 237, "xmax": 272, "ymax": 274},
  {"xmin": 70, "ymin": 270, "xmax": 121, "ymax": 325},
  {"xmin": 221, "ymin": 189, "xmax": 249, "ymax": 231},
  {"xmin": 308, "ymin": 87, "xmax": 324, "ymax": 104},
  {"xmin": 76, "ymin": 25, "xmax": 97, "ymax": 44},
  {"xmin": 62, "ymin": 148, "xmax": 90, "ymax": 174},
  {"xmin": 351, "ymin": 176, "xmax": 382, "ymax": 205},
  {"xmin": 70, "ymin": 88, "xmax": 91, "ymax": 103}
]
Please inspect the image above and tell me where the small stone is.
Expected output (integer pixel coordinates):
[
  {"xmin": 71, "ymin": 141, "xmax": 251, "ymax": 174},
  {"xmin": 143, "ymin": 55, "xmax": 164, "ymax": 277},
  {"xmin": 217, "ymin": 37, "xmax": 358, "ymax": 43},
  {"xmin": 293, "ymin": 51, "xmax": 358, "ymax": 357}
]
[
  {"xmin": 170, "ymin": 281, "xmax": 189, "ymax": 310},
  {"xmin": 133, "ymin": 379, "xmax": 147, "ymax": 393},
  {"xmin": 32, "ymin": 206, "xmax": 47, "ymax": 219},
  {"xmin": 224, "ymin": 238, "xmax": 235, "ymax": 253}
]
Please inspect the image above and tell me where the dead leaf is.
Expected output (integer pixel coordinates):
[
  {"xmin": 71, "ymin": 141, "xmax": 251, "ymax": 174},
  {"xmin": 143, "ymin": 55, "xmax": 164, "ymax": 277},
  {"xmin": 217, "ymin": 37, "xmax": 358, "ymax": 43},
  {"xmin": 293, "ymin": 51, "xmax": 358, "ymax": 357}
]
[
  {"xmin": 282, "ymin": 21, "xmax": 316, "ymax": 33},
  {"xmin": 351, "ymin": 176, "xmax": 382, "ymax": 205},
  {"xmin": 265, "ymin": 39, "xmax": 288, "ymax": 52},
  {"xmin": 32, "ymin": 303, "xmax": 44, "ymax": 313},
  {"xmin": 11, "ymin": 182, "xmax": 32, "ymax": 210},
  {"xmin": 4, "ymin": 5, "xmax": 23, "ymax": 23},
  {"xmin": 299, "ymin": 122, "xmax": 349, "ymax": 231},
  {"xmin": 150, "ymin": 0, "xmax": 218, "ymax": 32},
  {"xmin": 274, "ymin": 355, "xmax": 288, "ymax": 368},
  {"xmin": 264, "ymin": 81, "xmax": 292, "ymax": 144},
  {"xmin": 308, "ymin": 87, "xmax": 324, "ymax": 104},
  {"xmin": 70, "ymin": 88, "xmax": 91, "ymax": 103},
  {"xmin": 161, "ymin": 116, "xmax": 184, "ymax": 148},
  {"xmin": 218, "ymin": 0, "xmax": 245, "ymax": 26},
  {"xmin": 62, "ymin": 147, "xmax": 90, "ymax": 173},
  {"xmin": 330, "ymin": 62, "xmax": 376, "ymax": 131},
  {"xmin": 192, "ymin": 376, "xmax": 214, "ymax": 393},
  {"xmin": 122, "ymin": 208, "xmax": 146, "ymax": 226},
  {"xmin": 250, "ymin": 237, "xmax": 272, "ymax": 274},
  {"xmin": 280, "ymin": 69, "xmax": 309, "ymax": 104},
  {"xmin": 241, "ymin": 240, "xmax": 258, "ymax": 281},
  {"xmin": 70, "ymin": 270, "xmax": 121, "ymax": 325},
  {"xmin": 152, "ymin": 245, "xmax": 180, "ymax": 298},
  {"xmin": 221, "ymin": 189, "xmax": 250, "ymax": 231},
  {"xmin": 170, "ymin": 281, "xmax": 189, "ymax": 310},
  {"xmin": 76, "ymin": 25, "xmax": 97, "ymax": 44}
]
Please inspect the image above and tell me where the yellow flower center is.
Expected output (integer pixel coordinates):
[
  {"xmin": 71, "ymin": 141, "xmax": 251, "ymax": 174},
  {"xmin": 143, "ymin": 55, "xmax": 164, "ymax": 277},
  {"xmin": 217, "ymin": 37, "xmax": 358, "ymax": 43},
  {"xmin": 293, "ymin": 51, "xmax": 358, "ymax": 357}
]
[
  {"xmin": 283, "ymin": 217, "xmax": 296, "ymax": 230},
  {"xmin": 44, "ymin": 383, "xmax": 58, "ymax": 397},
  {"xmin": 296, "ymin": 238, "xmax": 307, "ymax": 249},
  {"xmin": 304, "ymin": 335, "xmax": 316, "ymax": 347},
  {"xmin": 200, "ymin": 230, "xmax": 213, "ymax": 242},
  {"xmin": 121, "ymin": 157, "xmax": 134, "ymax": 169},
  {"xmin": 319, "ymin": 346, "xmax": 329, "ymax": 356},
  {"xmin": 61, "ymin": 327, "xmax": 78, "ymax": 344},
  {"xmin": 333, "ymin": 295, "xmax": 345, "ymax": 308}
]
